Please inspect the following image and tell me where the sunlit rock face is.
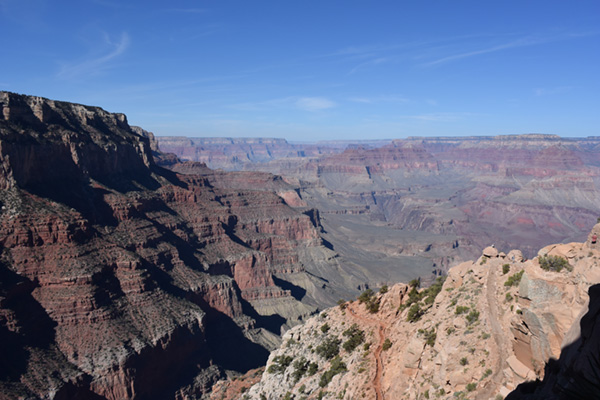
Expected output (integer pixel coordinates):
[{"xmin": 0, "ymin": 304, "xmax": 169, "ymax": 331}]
[{"xmin": 243, "ymin": 225, "xmax": 600, "ymax": 400}]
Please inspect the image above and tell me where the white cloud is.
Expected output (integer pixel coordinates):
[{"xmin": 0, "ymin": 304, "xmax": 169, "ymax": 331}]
[
  {"xmin": 295, "ymin": 97, "xmax": 336, "ymax": 111},
  {"xmin": 58, "ymin": 32, "xmax": 130, "ymax": 79}
]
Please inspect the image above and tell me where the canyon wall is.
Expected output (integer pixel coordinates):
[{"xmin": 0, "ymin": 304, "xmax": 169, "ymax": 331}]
[{"xmin": 0, "ymin": 92, "xmax": 339, "ymax": 399}]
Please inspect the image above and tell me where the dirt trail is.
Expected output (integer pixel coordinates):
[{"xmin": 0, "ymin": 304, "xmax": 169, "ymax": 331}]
[
  {"xmin": 479, "ymin": 263, "xmax": 510, "ymax": 398},
  {"xmin": 347, "ymin": 303, "xmax": 385, "ymax": 400}
]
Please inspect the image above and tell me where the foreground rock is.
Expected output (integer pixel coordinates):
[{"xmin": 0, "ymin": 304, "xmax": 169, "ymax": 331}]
[{"xmin": 243, "ymin": 225, "xmax": 600, "ymax": 399}]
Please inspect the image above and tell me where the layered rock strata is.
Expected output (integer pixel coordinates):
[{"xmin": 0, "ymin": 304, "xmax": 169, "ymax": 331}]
[{"xmin": 0, "ymin": 92, "xmax": 334, "ymax": 399}]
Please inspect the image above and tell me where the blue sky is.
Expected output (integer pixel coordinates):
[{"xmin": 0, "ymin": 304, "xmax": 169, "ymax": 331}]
[{"xmin": 1, "ymin": 1, "xmax": 599, "ymax": 141}]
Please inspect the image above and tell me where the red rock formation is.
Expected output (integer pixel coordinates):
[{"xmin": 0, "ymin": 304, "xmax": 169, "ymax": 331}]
[{"xmin": 0, "ymin": 92, "xmax": 330, "ymax": 399}]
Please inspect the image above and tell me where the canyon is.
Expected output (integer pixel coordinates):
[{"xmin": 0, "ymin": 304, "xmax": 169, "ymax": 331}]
[
  {"xmin": 1, "ymin": 92, "xmax": 599, "ymax": 400},
  {"xmin": 0, "ymin": 92, "xmax": 347, "ymax": 399},
  {"xmin": 158, "ymin": 135, "xmax": 600, "ymax": 283}
]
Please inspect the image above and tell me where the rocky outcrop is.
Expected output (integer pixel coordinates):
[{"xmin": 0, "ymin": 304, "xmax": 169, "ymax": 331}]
[
  {"xmin": 243, "ymin": 225, "xmax": 600, "ymax": 399},
  {"xmin": 0, "ymin": 92, "xmax": 337, "ymax": 399}
]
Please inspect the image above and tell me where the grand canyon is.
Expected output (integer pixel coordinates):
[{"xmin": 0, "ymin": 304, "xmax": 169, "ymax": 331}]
[{"xmin": 1, "ymin": 92, "xmax": 599, "ymax": 400}]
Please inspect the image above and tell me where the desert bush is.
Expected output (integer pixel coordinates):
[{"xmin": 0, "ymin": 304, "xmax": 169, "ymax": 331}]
[
  {"xmin": 455, "ymin": 305, "xmax": 469, "ymax": 315},
  {"xmin": 406, "ymin": 303, "xmax": 424, "ymax": 322},
  {"xmin": 358, "ymin": 289, "xmax": 374, "ymax": 303},
  {"xmin": 315, "ymin": 337, "xmax": 341, "ymax": 360},
  {"xmin": 358, "ymin": 288, "xmax": 380, "ymax": 313},
  {"xmin": 379, "ymin": 285, "xmax": 389, "ymax": 294},
  {"xmin": 460, "ymin": 357, "xmax": 468, "ymax": 366},
  {"xmin": 502, "ymin": 264, "xmax": 510, "ymax": 274},
  {"xmin": 267, "ymin": 354, "xmax": 294, "ymax": 374},
  {"xmin": 504, "ymin": 270, "xmax": 524, "ymax": 287},
  {"xmin": 307, "ymin": 362, "xmax": 318, "ymax": 376},
  {"xmin": 538, "ymin": 254, "xmax": 572, "ymax": 272},
  {"xmin": 382, "ymin": 338, "xmax": 392, "ymax": 351},
  {"xmin": 466, "ymin": 310, "xmax": 480, "ymax": 325},
  {"xmin": 466, "ymin": 382, "xmax": 477, "ymax": 392},
  {"xmin": 342, "ymin": 324, "xmax": 365, "ymax": 352},
  {"xmin": 292, "ymin": 357, "xmax": 309, "ymax": 381},
  {"xmin": 418, "ymin": 327, "xmax": 437, "ymax": 347},
  {"xmin": 320, "ymin": 323, "xmax": 330, "ymax": 333},
  {"xmin": 319, "ymin": 356, "xmax": 347, "ymax": 387}
]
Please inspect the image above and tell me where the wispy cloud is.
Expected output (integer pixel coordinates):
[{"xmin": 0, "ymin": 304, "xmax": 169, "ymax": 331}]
[
  {"xmin": 398, "ymin": 112, "xmax": 477, "ymax": 122},
  {"xmin": 422, "ymin": 37, "xmax": 544, "ymax": 67},
  {"xmin": 534, "ymin": 86, "xmax": 574, "ymax": 96},
  {"xmin": 229, "ymin": 96, "xmax": 336, "ymax": 112},
  {"xmin": 58, "ymin": 32, "xmax": 130, "ymax": 79},
  {"xmin": 349, "ymin": 95, "xmax": 409, "ymax": 104},
  {"xmin": 295, "ymin": 97, "xmax": 336, "ymax": 111},
  {"xmin": 348, "ymin": 57, "xmax": 388, "ymax": 75},
  {"xmin": 421, "ymin": 32, "xmax": 599, "ymax": 67}
]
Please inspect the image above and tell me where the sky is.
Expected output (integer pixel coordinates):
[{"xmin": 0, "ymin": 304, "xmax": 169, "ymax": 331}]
[{"xmin": 1, "ymin": 1, "xmax": 599, "ymax": 141}]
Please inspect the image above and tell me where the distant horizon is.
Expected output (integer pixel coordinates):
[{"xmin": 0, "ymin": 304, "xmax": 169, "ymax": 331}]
[
  {"xmin": 2, "ymin": 1, "xmax": 599, "ymax": 140},
  {"xmin": 154, "ymin": 132, "xmax": 600, "ymax": 143}
]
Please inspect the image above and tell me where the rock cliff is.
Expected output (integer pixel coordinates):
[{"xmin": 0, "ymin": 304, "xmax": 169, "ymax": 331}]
[
  {"xmin": 243, "ymin": 224, "xmax": 600, "ymax": 399},
  {"xmin": 0, "ymin": 92, "xmax": 337, "ymax": 399}
]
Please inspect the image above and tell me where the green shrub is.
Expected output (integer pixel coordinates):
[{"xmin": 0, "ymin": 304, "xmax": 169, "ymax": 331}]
[
  {"xmin": 366, "ymin": 299, "xmax": 380, "ymax": 313},
  {"xmin": 446, "ymin": 327, "xmax": 455, "ymax": 335},
  {"xmin": 504, "ymin": 270, "xmax": 524, "ymax": 287},
  {"xmin": 483, "ymin": 368, "xmax": 492, "ymax": 378},
  {"xmin": 315, "ymin": 337, "xmax": 341, "ymax": 360},
  {"xmin": 320, "ymin": 323, "xmax": 330, "ymax": 333},
  {"xmin": 466, "ymin": 310, "xmax": 480, "ymax": 325},
  {"xmin": 455, "ymin": 305, "xmax": 469, "ymax": 315},
  {"xmin": 342, "ymin": 324, "xmax": 365, "ymax": 352},
  {"xmin": 282, "ymin": 392, "xmax": 293, "ymax": 400},
  {"xmin": 379, "ymin": 285, "xmax": 389, "ymax": 294},
  {"xmin": 358, "ymin": 288, "xmax": 380, "ymax": 313},
  {"xmin": 307, "ymin": 362, "xmax": 318, "ymax": 376},
  {"xmin": 505, "ymin": 293, "xmax": 513, "ymax": 302},
  {"xmin": 418, "ymin": 327, "xmax": 437, "ymax": 347},
  {"xmin": 460, "ymin": 357, "xmax": 468, "ymax": 366},
  {"xmin": 502, "ymin": 264, "xmax": 510, "ymax": 274},
  {"xmin": 423, "ymin": 276, "xmax": 446, "ymax": 304},
  {"xmin": 267, "ymin": 354, "xmax": 294, "ymax": 374},
  {"xmin": 409, "ymin": 278, "xmax": 420, "ymax": 288},
  {"xmin": 337, "ymin": 299, "xmax": 347, "ymax": 309},
  {"xmin": 406, "ymin": 303, "xmax": 424, "ymax": 322},
  {"xmin": 538, "ymin": 254, "xmax": 572, "ymax": 272},
  {"xmin": 358, "ymin": 289, "xmax": 374, "ymax": 303},
  {"xmin": 292, "ymin": 357, "xmax": 309, "ymax": 382},
  {"xmin": 382, "ymin": 338, "xmax": 392, "ymax": 351},
  {"xmin": 466, "ymin": 382, "xmax": 477, "ymax": 392},
  {"xmin": 319, "ymin": 356, "xmax": 347, "ymax": 387}
]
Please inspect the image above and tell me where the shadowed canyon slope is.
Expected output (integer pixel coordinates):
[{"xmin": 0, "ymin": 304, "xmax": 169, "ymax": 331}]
[
  {"xmin": 0, "ymin": 92, "xmax": 353, "ymax": 399},
  {"xmin": 243, "ymin": 225, "xmax": 600, "ymax": 400},
  {"xmin": 158, "ymin": 135, "xmax": 600, "ymax": 276}
]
